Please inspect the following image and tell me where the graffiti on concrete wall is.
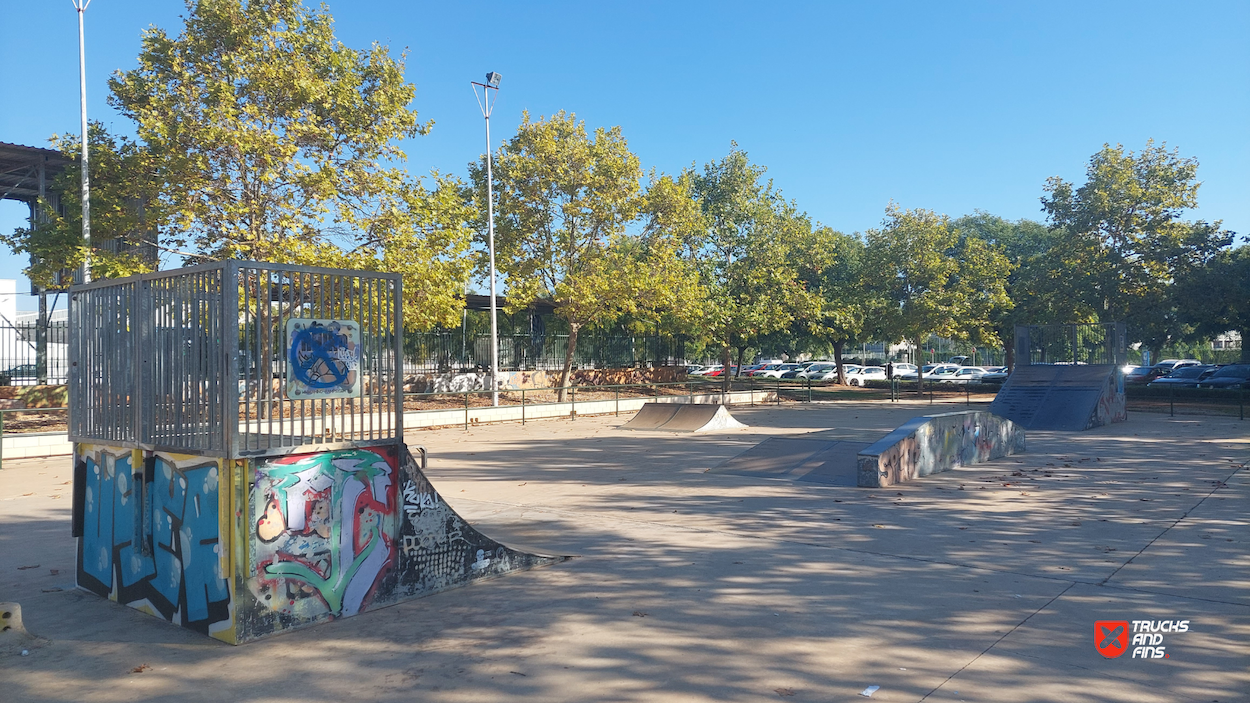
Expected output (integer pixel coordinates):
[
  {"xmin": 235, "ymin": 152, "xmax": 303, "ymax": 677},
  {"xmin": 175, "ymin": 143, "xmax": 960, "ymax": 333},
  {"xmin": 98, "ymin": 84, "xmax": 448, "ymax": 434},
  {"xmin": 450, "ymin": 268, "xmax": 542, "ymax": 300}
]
[
  {"xmin": 858, "ymin": 411, "xmax": 1025, "ymax": 487},
  {"xmin": 76, "ymin": 445, "xmax": 232, "ymax": 637},
  {"xmin": 1089, "ymin": 370, "xmax": 1128, "ymax": 429},
  {"xmin": 245, "ymin": 447, "xmax": 398, "ymax": 627}
]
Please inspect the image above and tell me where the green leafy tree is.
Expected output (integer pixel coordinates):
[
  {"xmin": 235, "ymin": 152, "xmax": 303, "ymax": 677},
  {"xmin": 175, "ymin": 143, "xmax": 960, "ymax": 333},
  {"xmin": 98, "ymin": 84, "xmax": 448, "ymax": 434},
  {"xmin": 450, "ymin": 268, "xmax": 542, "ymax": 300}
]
[
  {"xmin": 795, "ymin": 228, "xmax": 874, "ymax": 384},
  {"xmin": 685, "ymin": 145, "xmax": 813, "ymax": 387},
  {"xmin": 1, "ymin": 124, "xmax": 159, "ymax": 287},
  {"xmin": 951, "ymin": 213, "xmax": 1101, "ymax": 367},
  {"xmin": 472, "ymin": 111, "xmax": 697, "ymax": 398},
  {"xmin": 105, "ymin": 0, "xmax": 471, "ymax": 329},
  {"xmin": 1176, "ymin": 245, "xmax": 1250, "ymax": 363},
  {"xmin": 1042, "ymin": 141, "xmax": 1233, "ymax": 356},
  {"xmin": 865, "ymin": 205, "xmax": 1011, "ymax": 391}
]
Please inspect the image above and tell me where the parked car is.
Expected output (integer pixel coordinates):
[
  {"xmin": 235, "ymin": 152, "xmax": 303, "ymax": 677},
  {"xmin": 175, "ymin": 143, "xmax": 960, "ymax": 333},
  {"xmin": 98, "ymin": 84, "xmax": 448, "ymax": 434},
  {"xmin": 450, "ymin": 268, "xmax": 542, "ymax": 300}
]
[
  {"xmin": 704, "ymin": 365, "xmax": 739, "ymax": 377},
  {"xmin": 920, "ymin": 364, "xmax": 961, "ymax": 379},
  {"xmin": 847, "ymin": 366, "xmax": 887, "ymax": 386},
  {"xmin": 5, "ymin": 364, "xmax": 37, "ymax": 379},
  {"xmin": 979, "ymin": 366, "xmax": 1010, "ymax": 384},
  {"xmin": 1147, "ymin": 365, "xmax": 1219, "ymax": 388},
  {"xmin": 746, "ymin": 363, "xmax": 782, "ymax": 377},
  {"xmin": 1153, "ymin": 359, "xmax": 1202, "ymax": 374},
  {"xmin": 685, "ymin": 364, "xmax": 707, "ymax": 375},
  {"xmin": 939, "ymin": 366, "xmax": 989, "ymax": 384},
  {"xmin": 1125, "ymin": 365, "xmax": 1161, "ymax": 385},
  {"xmin": 882, "ymin": 363, "xmax": 917, "ymax": 379},
  {"xmin": 758, "ymin": 363, "xmax": 802, "ymax": 379},
  {"xmin": 808, "ymin": 364, "xmax": 857, "ymax": 382},
  {"xmin": 690, "ymin": 364, "xmax": 721, "ymax": 376},
  {"xmin": 1196, "ymin": 364, "xmax": 1250, "ymax": 389},
  {"xmin": 793, "ymin": 362, "xmax": 836, "ymax": 380}
]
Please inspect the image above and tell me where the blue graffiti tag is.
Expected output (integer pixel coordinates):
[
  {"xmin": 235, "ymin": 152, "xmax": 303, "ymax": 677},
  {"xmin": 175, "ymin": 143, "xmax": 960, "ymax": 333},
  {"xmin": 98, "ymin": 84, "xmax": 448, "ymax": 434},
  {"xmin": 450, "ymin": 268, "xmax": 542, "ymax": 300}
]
[{"xmin": 289, "ymin": 324, "xmax": 354, "ymax": 390}]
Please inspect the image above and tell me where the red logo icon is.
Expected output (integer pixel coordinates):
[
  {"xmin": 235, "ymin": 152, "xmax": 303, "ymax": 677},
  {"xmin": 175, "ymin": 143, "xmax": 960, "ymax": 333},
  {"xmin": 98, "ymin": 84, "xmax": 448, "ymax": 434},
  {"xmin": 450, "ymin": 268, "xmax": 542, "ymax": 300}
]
[{"xmin": 1095, "ymin": 621, "xmax": 1129, "ymax": 658}]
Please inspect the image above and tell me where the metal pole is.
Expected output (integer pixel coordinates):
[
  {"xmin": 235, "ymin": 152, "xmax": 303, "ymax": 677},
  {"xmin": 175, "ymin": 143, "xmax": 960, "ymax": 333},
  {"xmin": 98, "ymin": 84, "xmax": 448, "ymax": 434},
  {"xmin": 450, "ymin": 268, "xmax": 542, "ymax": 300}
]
[
  {"xmin": 485, "ymin": 95, "xmax": 499, "ymax": 407},
  {"xmin": 521, "ymin": 388, "xmax": 526, "ymax": 425},
  {"xmin": 74, "ymin": 0, "xmax": 92, "ymax": 284}
]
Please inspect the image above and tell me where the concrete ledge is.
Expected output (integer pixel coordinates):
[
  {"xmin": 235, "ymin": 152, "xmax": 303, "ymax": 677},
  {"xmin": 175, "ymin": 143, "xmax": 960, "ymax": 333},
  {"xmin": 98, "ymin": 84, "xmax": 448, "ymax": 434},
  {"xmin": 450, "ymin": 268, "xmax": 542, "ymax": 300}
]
[
  {"xmin": 402, "ymin": 390, "xmax": 774, "ymax": 429},
  {"xmin": 2, "ymin": 431, "xmax": 74, "ymax": 460},
  {"xmin": 856, "ymin": 410, "xmax": 1024, "ymax": 488}
]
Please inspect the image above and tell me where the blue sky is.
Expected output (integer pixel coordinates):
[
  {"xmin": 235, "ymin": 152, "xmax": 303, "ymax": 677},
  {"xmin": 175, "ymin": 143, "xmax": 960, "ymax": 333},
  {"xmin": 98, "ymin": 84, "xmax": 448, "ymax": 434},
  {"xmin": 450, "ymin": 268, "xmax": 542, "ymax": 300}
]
[{"xmin": 2, "ymin": 1, "xmax": 1246, "ymax": 310}]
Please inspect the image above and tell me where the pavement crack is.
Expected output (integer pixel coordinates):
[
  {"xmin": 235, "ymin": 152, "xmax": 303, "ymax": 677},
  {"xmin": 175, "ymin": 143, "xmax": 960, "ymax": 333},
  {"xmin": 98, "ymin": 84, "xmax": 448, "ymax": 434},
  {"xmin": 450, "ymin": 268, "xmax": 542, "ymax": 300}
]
[
  {"xmin": 1098, "ymin": 464, "xmax": 1245, "ymax": 586},
  {"xmin": 917, "ymin": 582, "xmax": 1076, "ymax": 702}
]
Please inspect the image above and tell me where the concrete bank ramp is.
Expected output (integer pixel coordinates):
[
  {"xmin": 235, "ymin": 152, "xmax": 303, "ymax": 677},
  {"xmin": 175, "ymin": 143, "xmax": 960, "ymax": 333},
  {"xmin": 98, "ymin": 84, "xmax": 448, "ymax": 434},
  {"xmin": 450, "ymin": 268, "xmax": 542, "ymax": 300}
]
[
  {"xmin": 620, "ymin": 402, "xmax": 748, "ymax": 433},
  {"xmin": 989, "ymin": 364, "xmax": 1125, "ymax": 431},
  {"xmin": 857, "ymin": 411, "xmax": 1025, "ymax": 488},
  {"xmin": 708, "ymin": 437, "xmax": 870, "ymax": 486}
]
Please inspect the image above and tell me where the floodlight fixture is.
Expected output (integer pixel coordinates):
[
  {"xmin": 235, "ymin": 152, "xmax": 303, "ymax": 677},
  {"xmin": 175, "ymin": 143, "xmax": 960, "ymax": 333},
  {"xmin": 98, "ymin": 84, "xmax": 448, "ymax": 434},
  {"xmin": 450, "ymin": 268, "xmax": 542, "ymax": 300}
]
[{"xmin": 486, "ymin": 72, "xmax": 502, "ymax": 88}]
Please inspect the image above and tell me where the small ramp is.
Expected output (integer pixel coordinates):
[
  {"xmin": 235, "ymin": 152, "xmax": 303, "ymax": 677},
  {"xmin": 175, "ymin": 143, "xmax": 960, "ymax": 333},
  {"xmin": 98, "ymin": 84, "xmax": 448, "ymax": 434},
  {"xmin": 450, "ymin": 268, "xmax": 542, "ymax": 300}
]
[
  {"xmin": 620, "ymin": 402, "xmax": 748, "ymax": 433},
  {"xmin": 989, "ymin": 365, "xmax": 1125, "ymax": 431},
  {"xmin": 709, "ymin": 437, "xmax": 870, "ymax": 486}
]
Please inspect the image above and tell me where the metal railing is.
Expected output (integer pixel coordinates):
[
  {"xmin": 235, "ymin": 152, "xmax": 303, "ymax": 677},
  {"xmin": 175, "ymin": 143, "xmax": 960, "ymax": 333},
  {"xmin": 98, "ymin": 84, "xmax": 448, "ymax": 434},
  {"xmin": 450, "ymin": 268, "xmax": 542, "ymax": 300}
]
[
  {"xmin": 68, "ymin": 261, "xmax": 404, "ymax": 458},
  {"xmin": 1015, "ymin": 322, "xmax": 1127, "ymax": 366}
]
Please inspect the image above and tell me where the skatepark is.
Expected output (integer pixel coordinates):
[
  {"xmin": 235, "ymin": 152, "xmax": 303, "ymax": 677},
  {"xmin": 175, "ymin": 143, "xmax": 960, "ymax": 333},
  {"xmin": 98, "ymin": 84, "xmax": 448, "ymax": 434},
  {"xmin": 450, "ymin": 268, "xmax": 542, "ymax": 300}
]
[{"xmin": 3, "ymin": 398, "xmax": 1247, "ymax": 702}]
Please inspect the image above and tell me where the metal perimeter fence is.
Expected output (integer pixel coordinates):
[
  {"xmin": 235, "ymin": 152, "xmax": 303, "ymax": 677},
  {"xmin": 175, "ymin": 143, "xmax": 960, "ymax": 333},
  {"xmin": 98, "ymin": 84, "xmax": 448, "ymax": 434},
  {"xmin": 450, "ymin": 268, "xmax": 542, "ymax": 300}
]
[
  {"xmin": 402, "ymin": 330, "xmax": 687, "ymax": 375},
  {"xmin": 1015, "ymin": 322, "xmax": 1127, "ymax": 366},
  {"xmin": 0, "ymin": 317, "xmax": 69, "ymax": 385}
]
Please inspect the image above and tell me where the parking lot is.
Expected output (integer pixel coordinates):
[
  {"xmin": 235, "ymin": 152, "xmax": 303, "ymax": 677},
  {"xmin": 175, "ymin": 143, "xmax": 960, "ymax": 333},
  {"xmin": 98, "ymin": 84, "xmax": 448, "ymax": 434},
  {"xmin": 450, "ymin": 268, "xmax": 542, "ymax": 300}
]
[{"xmin": 2, "ymin": 401, "xmax": 1247, "ymax": 702}]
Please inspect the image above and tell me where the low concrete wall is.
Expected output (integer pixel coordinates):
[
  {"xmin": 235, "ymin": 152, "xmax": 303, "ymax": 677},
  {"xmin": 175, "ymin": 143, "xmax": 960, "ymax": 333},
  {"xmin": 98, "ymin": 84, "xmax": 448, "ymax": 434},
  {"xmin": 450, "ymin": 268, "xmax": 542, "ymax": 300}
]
[
  {"xmin": 856, "ymin": 411, "xmax": 1024, "ymax": 488},
  {"xmin": 2, "ymin": 431, "xmax": 73, "ymax": 460},
  {"xmin": 402, "ymin": 389, "xmax": 774, "ymax": 430}
]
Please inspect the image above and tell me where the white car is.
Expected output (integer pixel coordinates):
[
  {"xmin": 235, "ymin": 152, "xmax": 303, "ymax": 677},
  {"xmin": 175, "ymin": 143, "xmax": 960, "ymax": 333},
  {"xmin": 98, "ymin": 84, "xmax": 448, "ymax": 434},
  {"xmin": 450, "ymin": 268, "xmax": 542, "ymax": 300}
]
[
  {"xmin": 847, "ymin": 366, "xmax": 887, "ymax": 386},
  {"xmin": 690, "ymin": 365, "xmax": 721, "ymax": 376},
  {"xmin": 810, "ymin": 364, "xmax": 860, "ymax": 382},
  {"xmin": 796, "ymin": 362, "xmax": 836, "ymax": 379},
  {"xmin": 939, "ymin": 366, "xmax": 989, "ymax": 384},
  {"xmin": 757, "ymin": 363, "xmax": 802, "ymax": 379}
]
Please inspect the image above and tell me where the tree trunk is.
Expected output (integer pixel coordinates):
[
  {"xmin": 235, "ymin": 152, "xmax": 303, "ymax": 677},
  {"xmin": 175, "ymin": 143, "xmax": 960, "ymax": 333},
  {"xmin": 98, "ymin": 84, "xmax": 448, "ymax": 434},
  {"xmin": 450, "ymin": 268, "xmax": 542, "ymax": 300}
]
[
  {"xmin": 735, "ymin": 346, "xmax": 747, "ymax": 378},
  {"xmin": 557, "ymin": 322, "xmax": 580, "ymax": 402},
  {"xmin": 833, "ymin": 341, "xmax": 846, "ymax": 385},
  {"xmin": 721, "ymin": 345, "xmax": 733, "ymax": 392},
  {"xmin": 1241, "ymin": 328, "xmax": 1249, "ymax": 363},
  {"xmin": 1005, "ymin": 340, "xmax": 1015, "ymax": 372}
]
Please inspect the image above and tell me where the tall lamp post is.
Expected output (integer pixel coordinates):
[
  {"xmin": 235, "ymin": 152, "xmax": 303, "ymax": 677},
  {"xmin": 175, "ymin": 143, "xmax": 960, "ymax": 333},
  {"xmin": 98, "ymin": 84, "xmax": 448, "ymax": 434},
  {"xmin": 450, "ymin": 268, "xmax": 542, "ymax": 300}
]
[
  {"xmin": 73, "ymin": 0, "xmax": 92, "ymax": 284},
  {"xmin": 472, "ymin": 72, "xmax": 502, "ymax": 406}
]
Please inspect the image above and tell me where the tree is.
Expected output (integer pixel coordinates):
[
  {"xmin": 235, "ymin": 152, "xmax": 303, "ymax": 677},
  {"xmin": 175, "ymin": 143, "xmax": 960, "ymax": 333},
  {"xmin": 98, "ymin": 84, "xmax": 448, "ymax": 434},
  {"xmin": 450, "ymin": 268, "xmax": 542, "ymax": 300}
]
[
  {"xmin": 1, "ymin": 124, "xmax": 159, "ymax": 287},
  {"xmin": 949, "ymin": 213, "xmax": 1094, "ymax": 369},
  {"xmin": 684, "ymin": 145, "xmax": 813, "ymax": 388},
  {"xmin": 1176, "ymin": 245, "xmax": 1250, "ymax": 363},
  {"xmin": 472, "ymin": 111, "xmax": 696, "ymax": 399},
  {"xmin": 105, "ymin": 0, "xmax": 472, "ymax": 329},
  {"xmin": 865, "ymin": 205, "xmax": 1011, "ymax": 391},
  {"xmin": 795, "ymin": 228, "xmax": 874, "ymax": 384},
  {"xmin": 1042, "ymin": 141, "xmax": 1233, "ymax": 355}
]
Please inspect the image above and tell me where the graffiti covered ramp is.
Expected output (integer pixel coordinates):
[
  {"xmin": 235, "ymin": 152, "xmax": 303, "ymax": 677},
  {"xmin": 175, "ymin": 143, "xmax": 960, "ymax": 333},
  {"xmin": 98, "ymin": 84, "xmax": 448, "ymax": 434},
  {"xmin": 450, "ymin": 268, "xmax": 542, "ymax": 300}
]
[
  {"xmin": 989, "ymin": 365, "xmax": 1125, "ymax": 431},
  {"xmin": 621, "ymin": 402, "xmax": 748, "ymax": 433},
  {"xmin": 75, "ymin": 442, "xmax": 564, "ymax": 644},
  {"xmin": 708, "ymin": 437, "xmax": 870, "ymax": 486}
]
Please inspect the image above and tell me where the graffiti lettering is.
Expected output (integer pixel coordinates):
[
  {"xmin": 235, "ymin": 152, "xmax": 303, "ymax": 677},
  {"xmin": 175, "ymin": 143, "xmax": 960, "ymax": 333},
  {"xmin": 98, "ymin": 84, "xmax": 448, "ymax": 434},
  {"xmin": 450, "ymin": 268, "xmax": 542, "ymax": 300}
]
[{"xmin": 77, "ymin": 448, "xmax": 231, "ymax": 635}]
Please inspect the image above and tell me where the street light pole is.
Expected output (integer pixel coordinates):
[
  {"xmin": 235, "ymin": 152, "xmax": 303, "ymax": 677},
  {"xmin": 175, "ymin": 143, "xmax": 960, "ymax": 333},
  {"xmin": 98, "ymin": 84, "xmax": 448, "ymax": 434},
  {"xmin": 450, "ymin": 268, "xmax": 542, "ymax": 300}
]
[
  {"xmin": 472, "ymin": 72, "xmax": 502, "ymax": 406},
  {"xmin": 73, "ymin": 0, "xmax": 92, "ymax": 285}
]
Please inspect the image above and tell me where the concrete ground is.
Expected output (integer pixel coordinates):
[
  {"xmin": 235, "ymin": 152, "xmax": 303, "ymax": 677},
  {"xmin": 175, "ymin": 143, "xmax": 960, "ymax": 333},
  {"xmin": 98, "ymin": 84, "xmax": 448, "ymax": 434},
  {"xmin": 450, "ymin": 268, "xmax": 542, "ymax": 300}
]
[{"xmin": 1, "ymin": 399, "xmax": 1247, "ymax": 703}]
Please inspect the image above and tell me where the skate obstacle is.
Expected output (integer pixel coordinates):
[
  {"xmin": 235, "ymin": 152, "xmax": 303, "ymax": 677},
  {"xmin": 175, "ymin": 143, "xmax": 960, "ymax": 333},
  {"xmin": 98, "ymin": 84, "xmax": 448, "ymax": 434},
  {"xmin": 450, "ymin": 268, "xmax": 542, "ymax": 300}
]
[{"xmin": 69, "ymin": 262, "xmax": 560, "ymax": 644}]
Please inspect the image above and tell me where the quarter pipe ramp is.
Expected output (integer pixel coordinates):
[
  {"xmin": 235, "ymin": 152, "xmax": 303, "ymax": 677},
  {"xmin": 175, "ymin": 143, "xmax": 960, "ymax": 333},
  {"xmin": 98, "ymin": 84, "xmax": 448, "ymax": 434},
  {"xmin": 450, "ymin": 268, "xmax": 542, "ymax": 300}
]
[
  {"xmin": 989, "ymin": 364, "xmax": 1126, "ymax": 431},
  {"xmin": 621, "ymin": 402, "xmax": 748, "ymax": 433}
]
